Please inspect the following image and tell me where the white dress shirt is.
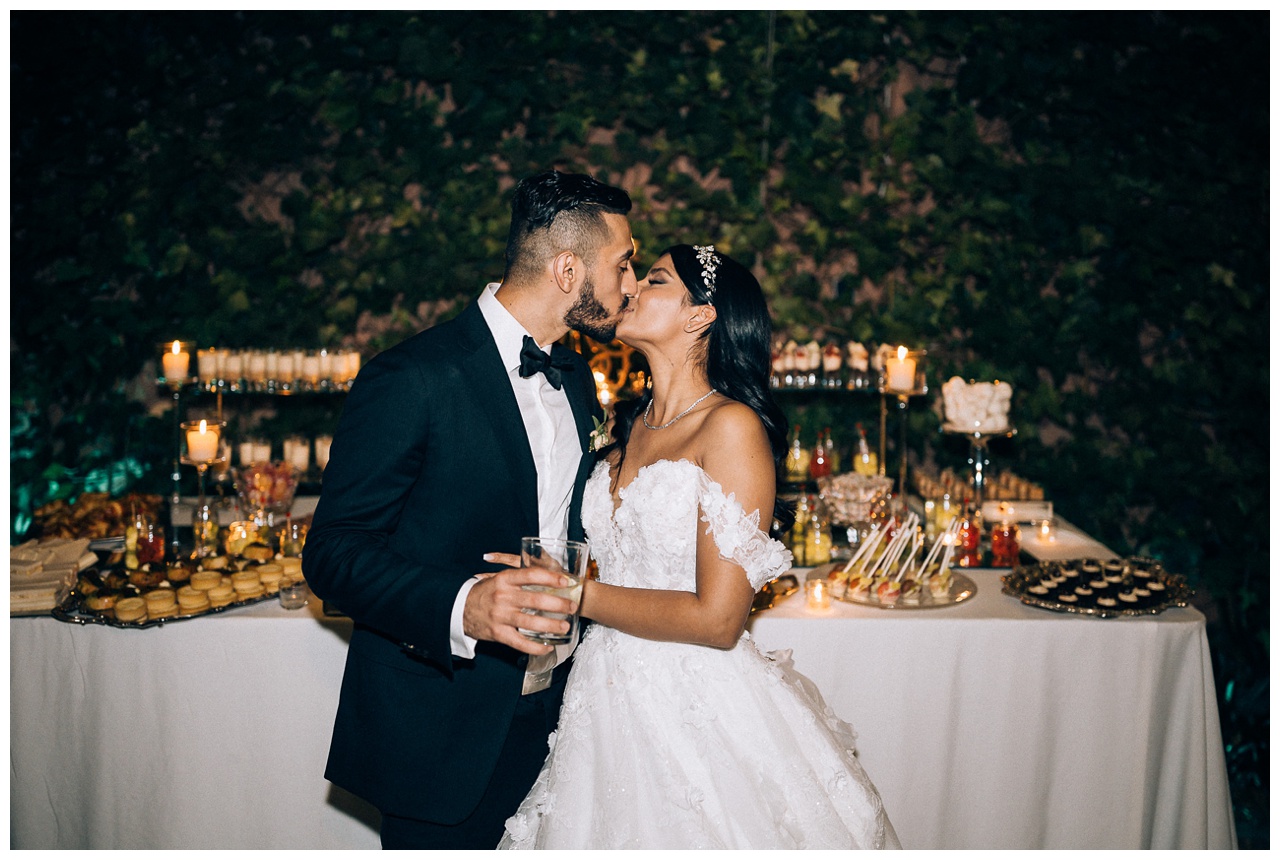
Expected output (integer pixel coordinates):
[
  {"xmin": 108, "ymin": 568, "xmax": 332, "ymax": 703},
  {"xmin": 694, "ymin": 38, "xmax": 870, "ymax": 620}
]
[{"xmin": 449, "ymin": 283, "xmax": 583, "ymax": 660}]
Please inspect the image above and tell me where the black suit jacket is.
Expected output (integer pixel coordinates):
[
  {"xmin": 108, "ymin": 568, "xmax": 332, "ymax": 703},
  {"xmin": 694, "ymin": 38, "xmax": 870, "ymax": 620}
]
[{"xmin": 302, "ymin": 301, "xmax": 602, "ymax": 823}]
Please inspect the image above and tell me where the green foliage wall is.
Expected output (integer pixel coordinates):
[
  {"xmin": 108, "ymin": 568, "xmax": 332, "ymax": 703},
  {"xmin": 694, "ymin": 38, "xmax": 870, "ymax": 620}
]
[{"xmin": 11, "ymin": 11, "xmax": 1267, "ymax": 844}]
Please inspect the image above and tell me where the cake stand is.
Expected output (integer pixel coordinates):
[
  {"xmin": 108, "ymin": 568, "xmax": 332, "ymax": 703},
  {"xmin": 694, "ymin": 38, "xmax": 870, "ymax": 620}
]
[{"xmin": 941, "ymin": 423, "xmax": 1017, "ymax": 509}]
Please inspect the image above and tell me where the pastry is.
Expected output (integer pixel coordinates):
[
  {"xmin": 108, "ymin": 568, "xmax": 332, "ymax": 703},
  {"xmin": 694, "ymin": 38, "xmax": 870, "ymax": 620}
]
[
  {"xmin": 240, "ymin": 543, "xmax": 275, "ymax": 562},
  {"xmin": 207, "ymin": 584, "xmax": 235, "ymax": 608},
  {"xmin": 176, "ymin": 587, "xmax": 210, "ymax": 614},
  {"xmin": 166, "ymin": 560, "xmax": 194, "ymax": 584},
  {"xmin": 189, "ymin": 570, "xmax": 222, "ymax": 592},
  {"xmin": 200, "ymin": 555, "xmax": 230, "ymax": 571},
  {"xmin": 85, "ymin": 592, "xmax": 119, "ymax": 612},
  {"xmin": 114, "ymin": 596, "xmax": 147, "ymax": 623}
]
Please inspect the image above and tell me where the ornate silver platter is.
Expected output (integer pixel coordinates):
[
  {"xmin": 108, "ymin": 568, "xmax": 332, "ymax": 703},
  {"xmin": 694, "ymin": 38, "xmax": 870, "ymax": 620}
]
[
  {"xmin": 1002, "ymin": 556, "xmax": 1191, "ymax": 619},
  {"xmin": 839, "ymin": 569, "xmax": 977, "ymax": 610}
]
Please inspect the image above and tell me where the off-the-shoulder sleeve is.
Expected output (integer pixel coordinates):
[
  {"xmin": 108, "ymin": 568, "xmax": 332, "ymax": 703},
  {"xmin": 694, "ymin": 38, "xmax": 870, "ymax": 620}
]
[{"xmin": 697, "ymin": 471, "xmax": 794, "ymax": 591}]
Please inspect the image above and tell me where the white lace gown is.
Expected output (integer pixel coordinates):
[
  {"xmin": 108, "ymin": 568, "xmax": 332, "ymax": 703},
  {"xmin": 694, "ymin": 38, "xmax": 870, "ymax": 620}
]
[{"xmin": 500, "ymin": 459, "xmax": 900, "ymax": 850}]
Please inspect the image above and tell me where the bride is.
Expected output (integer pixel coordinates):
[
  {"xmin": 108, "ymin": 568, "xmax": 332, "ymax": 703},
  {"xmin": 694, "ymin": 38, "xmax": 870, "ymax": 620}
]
[{"xmin": 496, "ymin": 244, "xmax": 900, "ymax": 849}]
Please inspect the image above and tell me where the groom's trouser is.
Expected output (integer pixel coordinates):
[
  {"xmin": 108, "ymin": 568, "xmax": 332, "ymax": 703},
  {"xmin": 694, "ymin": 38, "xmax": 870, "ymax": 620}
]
[{"xmin": 378, "ymin": 682, "xmax": 562, "ymax": 849}]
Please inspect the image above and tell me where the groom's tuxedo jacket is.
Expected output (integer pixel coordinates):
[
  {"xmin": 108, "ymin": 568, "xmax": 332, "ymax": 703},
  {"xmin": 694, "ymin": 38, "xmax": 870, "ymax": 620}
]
[{"xmin": 303, "ymin": 301, "xmax": 602, "ymax": 824}]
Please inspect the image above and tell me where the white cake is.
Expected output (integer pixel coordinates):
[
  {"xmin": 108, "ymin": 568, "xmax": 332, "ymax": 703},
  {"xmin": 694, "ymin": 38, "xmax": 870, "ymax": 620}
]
[{"xmin": 941, "ymin": 377, "xmax": 1013, "ymax": 433}]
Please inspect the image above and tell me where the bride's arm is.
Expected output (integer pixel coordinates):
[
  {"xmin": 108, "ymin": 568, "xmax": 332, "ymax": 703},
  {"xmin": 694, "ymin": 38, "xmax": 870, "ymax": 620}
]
[{"xmin": 578, "ymin": 402, "xmax": 777, "ymax": 649}]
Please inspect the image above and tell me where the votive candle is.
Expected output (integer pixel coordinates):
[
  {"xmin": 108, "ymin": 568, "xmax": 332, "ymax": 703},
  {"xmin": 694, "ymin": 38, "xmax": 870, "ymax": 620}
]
[
  {"xmin": 315, "ymin": 434, "xmax": 333, "ymax": 470},
  {"xmin": 162, "ymin": 341, "xmax": 190, "ymax": 383},
  {"xmin": 185, "ymin": 420, "xmax": 220, "ymax": 462},
  {"xmin": 885, "ymin": 346, "xmax": 917, "ymax": 393}
]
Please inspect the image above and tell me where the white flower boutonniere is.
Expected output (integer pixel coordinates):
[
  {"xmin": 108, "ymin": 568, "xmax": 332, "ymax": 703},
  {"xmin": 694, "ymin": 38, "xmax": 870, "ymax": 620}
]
[{"xmin": 588, "ymin": 416, "xmax": 611, "ymax": 453}]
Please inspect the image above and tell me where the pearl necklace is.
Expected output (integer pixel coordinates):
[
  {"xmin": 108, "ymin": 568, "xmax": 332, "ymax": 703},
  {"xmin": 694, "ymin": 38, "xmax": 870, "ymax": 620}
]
[{"xmin": 642, "ymin": 389, "xmax": 717, "ymax": 431}]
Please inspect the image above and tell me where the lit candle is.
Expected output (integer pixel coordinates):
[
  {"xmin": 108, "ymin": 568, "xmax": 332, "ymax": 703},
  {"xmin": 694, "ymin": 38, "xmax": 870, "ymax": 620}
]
[
  {"xmin": 885, "ymin": 345, "xmax": 917, "ymax": 392},
  {"xmin": 185, "ymin": 420, "xmax": 220, "ymax": 462},
  {"xmin": 253, "ymin": 441, "xmax": 273, "ymax": 462},
  {"xmin": 301, "ymin": 354, "xmax": 321, "ymax": 385},
  {"xmin": 314, "ymin": 435, "xmax": 333, "ymax": 470},
  {"xmin": 239, "ymin": 441, "xmax": 258, "ymax": 466},
  {"xmin": 288, "ymin": 437, "xmax": 310, "ymax": 472},
  {"xmin": 197, "ymin": 348, "xmax": 218, "ymax": 383},
  {"xmin": 162, "ymin": 341, "xmax": 190, "ymax": 384},
  {"xmin": 246, "ymin": 350, "xmax": 267, "ymax": 383},
  {"xmin": 1036, "ymin": 519, "xmax": 1056, "ymax": 543},
  {"xmin": 805, "ymin": 578, "xmax": 832, "ymax": 610}
]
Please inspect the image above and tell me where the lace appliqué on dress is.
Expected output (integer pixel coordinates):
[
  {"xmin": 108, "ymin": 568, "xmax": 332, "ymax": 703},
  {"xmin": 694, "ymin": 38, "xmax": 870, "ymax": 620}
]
[{"xmin": 696, "ymin": 469, "xmax": 793, "ymax": 592}]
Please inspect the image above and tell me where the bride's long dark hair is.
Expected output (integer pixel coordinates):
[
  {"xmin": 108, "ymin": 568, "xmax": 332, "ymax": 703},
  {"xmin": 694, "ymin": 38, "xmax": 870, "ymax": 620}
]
[{"xmin": 609, "ymin": 244, "xmax": 795, "ymax": 535}]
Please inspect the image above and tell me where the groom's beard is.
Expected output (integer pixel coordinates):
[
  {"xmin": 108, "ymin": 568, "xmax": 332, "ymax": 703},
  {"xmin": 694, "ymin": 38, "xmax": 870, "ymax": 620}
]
[{"xmin": 564, "ymin": 275, "xmax": 619, "ymax": 343}]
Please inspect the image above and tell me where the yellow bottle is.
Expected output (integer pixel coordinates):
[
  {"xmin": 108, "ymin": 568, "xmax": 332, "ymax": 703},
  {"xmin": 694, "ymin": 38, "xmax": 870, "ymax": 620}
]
[{"xmin": 853, "ymin": 422, "xmax": 879, "ymax": 476}]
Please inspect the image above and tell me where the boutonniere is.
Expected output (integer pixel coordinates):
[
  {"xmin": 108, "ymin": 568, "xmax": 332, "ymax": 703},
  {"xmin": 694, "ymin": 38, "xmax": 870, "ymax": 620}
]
[{"xmin": 588, "ymin": 415, "xmax": 611, "ymax": 453}]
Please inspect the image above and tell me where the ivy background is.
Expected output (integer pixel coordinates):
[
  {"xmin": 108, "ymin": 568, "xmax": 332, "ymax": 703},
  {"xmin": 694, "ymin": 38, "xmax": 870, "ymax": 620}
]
[{"xmin": 10, "ymin": 11, "xmax": 1268, "ymax": 845}]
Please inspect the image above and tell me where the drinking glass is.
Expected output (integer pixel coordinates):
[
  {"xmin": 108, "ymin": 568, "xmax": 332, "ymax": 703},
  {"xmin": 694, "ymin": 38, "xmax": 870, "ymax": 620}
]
[
  {"xmin": 517, "ymin": 537, "xmax": 588, "ymax": 645},
  {"xmin": 279, "ymin": 573, "xmax": 309, "ymax": 610}
]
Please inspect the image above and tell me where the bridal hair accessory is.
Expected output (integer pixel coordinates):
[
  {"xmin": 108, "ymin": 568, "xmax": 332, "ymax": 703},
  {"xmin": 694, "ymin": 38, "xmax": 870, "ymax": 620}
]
[
  {"xmin": 642, "ymin": 389, "xmax": 717, "ymax": 431},
  {"xmin": 693, "ymin": 245, "xmax": 720, "ymax": 301}
]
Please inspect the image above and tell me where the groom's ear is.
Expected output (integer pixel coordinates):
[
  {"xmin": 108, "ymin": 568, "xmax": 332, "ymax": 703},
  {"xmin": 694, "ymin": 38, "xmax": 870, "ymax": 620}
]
[{"xmin": 551, "ymin": 250, "xmax": 578, "ymax": 295}]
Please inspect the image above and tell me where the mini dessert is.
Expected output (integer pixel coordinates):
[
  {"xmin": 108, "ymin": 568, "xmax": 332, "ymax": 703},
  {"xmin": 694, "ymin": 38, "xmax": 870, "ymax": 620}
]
[
  {"xmin": 875, "ymin": 580, "xmax": 901, "ymax": 605},
  {"xmin": 927, "ymin": 574, "xmax": 951, "ymax": 599},
  {"xmin": 235, "ymin": 582, "xmax": 266, "ymax": 600},
  {"xmin": 143, "ymin": 589, "xmax": 178, "ymax": 619},
  {"xmin": 1095, "ymin": 596, "xmax": 1118, "ymax": 610},
  {"xmin": 114, "ymin": 596, "xmax": 147, "ymax": 623},
  {"xmin": 200, "ymin": 555, "xmax": 230, "ymax": 571},
  {"xmin": 189, "ymin": 570, "xmax": 222, "ymax": 591},
  {"xmin": 240, "ymin": 543, "xmax": 275, "ymax": 562},
  {"xmin": 1073, "ymin": 586, "xmax": 1094, "ymax": 598},
  {"xmin": 176, "ymin": 588, "xmax": 210, "ymax": 614},
  {"xmin": 207, "ymin": 584, "xmax": 235, "ymax": 608},
  {"xmin": 256, "ymin": 564, "xmax": 284, "ymax": 594},
  {"xmin": 231, "ymin": 570, "xmax": 261, "ymax": 588},
  {"xmin": 85, "ymin": 592, "xmax": 120, "ymax": 612},
  {"xmin": 901, "ymin": 579, "xmax": 922, "ymax": 604},
  {"xmin": 1118, "ymin": 590, "xmax": 1140, "ymax": 605},
  {"xmin": 1027, "ymin": 584, "xmax": 1051, "ymax": 596},
  {"xmin": 129, "ymin": 566, "xmax": 166, "ymax": 588},
  {"xmin": 277, "ymin": 557, "xmax": 303, "ymax": 574},
  {"xmin": 1057, "ymin": 593, "xmax": 1078, "ymax": 604},
  {"xmin": 1102, "ymin": 561, "xmax": 1126, "ymax": 583},
  {"xmin": 849, "ymin": 575, "xmax": 874, "ymax": 599},
  {"xmin": 166, "ymin": 560, "xmax": 193, "ymax": 584}
]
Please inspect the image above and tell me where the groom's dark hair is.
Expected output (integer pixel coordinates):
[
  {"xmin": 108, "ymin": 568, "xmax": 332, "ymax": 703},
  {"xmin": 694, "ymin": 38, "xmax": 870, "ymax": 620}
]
[{"xmin": 503, "ymin": 170, "xmax": 632, "ymax": 282}]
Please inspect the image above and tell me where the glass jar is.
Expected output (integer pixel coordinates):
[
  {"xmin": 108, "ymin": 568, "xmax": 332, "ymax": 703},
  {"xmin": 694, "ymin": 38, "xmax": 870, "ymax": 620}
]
[{"xmin": 991, "ymin": 521, "xmax": 1021, "ymax": 567}]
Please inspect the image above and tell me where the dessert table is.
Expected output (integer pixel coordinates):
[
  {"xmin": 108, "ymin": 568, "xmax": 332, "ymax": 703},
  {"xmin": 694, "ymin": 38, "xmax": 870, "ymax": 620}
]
[{"xmin": 10, "ymin": 538, "xmax": 1235, "ymax": 849}]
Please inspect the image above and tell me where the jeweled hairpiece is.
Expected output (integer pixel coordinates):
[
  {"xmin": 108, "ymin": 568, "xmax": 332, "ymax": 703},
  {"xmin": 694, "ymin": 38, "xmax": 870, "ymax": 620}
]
[{"xmin": 693, "ymin": 244, "xmax": 720, "ymax": 301}]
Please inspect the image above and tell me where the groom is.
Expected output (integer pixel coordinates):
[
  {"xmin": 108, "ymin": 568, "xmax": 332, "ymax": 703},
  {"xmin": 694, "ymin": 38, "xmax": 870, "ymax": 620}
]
[{"xmin": 303, "ymin": 170, "xmax": 636, "ymax": 848}]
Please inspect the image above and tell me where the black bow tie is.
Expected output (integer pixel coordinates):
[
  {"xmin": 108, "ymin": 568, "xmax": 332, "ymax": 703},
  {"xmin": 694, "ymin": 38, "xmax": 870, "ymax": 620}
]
[{"xmin": 518, "ymin": 335, "xmax": 574, "ymax": 390}]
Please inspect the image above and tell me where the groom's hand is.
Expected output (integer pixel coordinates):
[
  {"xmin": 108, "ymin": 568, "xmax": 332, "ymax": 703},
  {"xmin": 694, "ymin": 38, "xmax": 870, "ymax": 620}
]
[{"xmin": 462, "ymin": 562, "xmax": 577, "ymax": 655}]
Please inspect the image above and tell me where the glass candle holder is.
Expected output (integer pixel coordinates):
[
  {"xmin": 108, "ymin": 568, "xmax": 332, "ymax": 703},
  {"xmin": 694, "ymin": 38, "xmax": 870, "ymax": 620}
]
[
  {"xmin": 158, "ymin": 340, "xmax": 195, "ymax": 389},
  {"xmin": 1034, "ymin": 518, "xmax": 1056, "ymax": 543},
  {"xmin": 805, "ymin": 578, "xmax": 833, "ymax": 610}
]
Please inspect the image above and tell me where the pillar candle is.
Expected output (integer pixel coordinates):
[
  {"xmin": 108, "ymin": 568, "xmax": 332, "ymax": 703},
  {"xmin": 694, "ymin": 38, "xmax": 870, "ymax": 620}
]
[
  {"xmin": 253, "ymin": 441, "xmax": 273, "ymax": 462},
  {"xmin": 239, "ymin": 441, "xmax": 258, "ymax": 466},
  {"xmin": 315, "ymin": 435, "xmax": 333, "ymax": 470},
  {"xmin": 197, "ymin": 348, "xmax": 218, "ymax": 383},
  {"xmin": 186, "ymin": 420, "xmax": 220, "ymax": 462},
  {"xmin": 162, "ymin": 341, "xmax": 190, "ymax": 383},
  {"xmin": 288, "ymin": 438, "xmax": 310, "ymax": 472},
  {"xmin": 885, "ymin": 346, "xmax": 917, "ymax": 392}
]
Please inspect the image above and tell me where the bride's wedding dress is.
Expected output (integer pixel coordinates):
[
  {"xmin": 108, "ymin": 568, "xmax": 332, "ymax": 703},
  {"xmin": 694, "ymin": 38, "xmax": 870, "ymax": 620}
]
[{"xmin": 500, "ymin": 459, "xmax": 900, "ymax": 849}]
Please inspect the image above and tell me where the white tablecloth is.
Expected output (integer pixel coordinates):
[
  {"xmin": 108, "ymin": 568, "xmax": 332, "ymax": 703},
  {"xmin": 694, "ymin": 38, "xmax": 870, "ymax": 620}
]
[
  {"xmin": 11, "ymin": 572, "xmax": 1235, "ymax": 849},
  {"xmin": 746, "ymin": 569, "xmax": 1236, "ymax": 849}
]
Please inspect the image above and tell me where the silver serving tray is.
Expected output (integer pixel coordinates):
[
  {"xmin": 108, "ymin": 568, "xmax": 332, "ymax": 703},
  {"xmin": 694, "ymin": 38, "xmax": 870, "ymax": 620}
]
[{"xmin": 1001, "ymin": 557, "xmax": 1191, "ymax": 619}]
